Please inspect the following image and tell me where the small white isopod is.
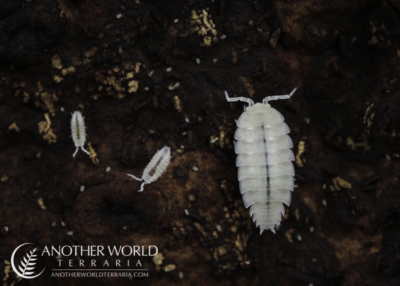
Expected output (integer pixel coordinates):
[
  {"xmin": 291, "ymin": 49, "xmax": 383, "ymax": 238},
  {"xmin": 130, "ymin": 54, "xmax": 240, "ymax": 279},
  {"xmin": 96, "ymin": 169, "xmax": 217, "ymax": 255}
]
[
  {"xmin": 127, "ymin": 146, "xmax": 171, "ymax": 192},
  {"xmin": 225, "ymin": 88, "xmax": 297, "ymax": 234},
  {"xmin": 71, "ymin": 111, "xmax": 90, "ymax": 158}
]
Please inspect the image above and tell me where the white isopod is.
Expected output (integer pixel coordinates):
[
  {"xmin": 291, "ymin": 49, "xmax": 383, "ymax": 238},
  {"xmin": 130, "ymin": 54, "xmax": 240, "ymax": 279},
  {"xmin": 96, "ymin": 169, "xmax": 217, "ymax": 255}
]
[
  {"xmin": 71, "ymin": 111, "xmax": 90, "ymax": 158},
  {"xmin": 127, "ymin": 146, "xmax": 171, "ymax": 192},
  {"xmin": 225, "ymin": 88, "xmax": 297, "ymax": 234}
]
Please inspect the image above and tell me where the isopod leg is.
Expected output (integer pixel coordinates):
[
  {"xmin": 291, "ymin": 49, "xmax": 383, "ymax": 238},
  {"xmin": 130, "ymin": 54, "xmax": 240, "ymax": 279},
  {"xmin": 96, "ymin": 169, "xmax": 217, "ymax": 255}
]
[
  {"xmin": 262, "ymin": 87, "xmax": 297, "ymax": 104},
  {"xmin": 138, "ymin": 182, "xmax": 148, "ymax": 192},
  {"xmin": 127, "ymin": 174, "xmax": 144, "ymax": 181},
  {"xmin": 73, "ymin": 147, "xmax": 79, "ymax": 158},
  {"xmin": 225, "ymin": 91, "xmax": 254, "ymax": 107}
]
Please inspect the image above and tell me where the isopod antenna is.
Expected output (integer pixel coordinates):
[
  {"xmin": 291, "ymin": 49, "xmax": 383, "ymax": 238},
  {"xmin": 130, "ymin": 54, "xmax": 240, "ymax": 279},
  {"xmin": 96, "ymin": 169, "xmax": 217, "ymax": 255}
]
[
  {"xmin": 225, "ymin": 91, "xmax": 254, "ymax": 107},
  {"xmin": 262, "ymin": 87, "xmax": 297, "ymax": 104}
]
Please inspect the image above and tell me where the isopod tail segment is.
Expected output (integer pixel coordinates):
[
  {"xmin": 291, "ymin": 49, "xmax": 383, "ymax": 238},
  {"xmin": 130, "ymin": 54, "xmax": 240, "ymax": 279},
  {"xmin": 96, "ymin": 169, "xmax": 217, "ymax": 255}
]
[
  {"xmin": 126, "ymin": 174, "xmax": 148, "ymax": 192},
  {"xmin": 225, "ymin": 87, "xmax": 297, "ymax": 106},
  {"xmin": 73, "ymin": 146, "xmax": 90, "ymax": 158}
]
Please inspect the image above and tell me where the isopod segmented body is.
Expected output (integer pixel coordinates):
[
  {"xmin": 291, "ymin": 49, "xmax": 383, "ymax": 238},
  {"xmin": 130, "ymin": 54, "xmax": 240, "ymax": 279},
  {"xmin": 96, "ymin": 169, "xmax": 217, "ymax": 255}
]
[
  {"xmin": 127, "ymin": 146, "xmax": 171, "ymax": 192},
  {"xmin": 71, "ymin": 111, "xmax": 90, "ymax": 158},
  {"xmin": 225, "ymin": 88, "xmax": 297, "ymax": 234}
]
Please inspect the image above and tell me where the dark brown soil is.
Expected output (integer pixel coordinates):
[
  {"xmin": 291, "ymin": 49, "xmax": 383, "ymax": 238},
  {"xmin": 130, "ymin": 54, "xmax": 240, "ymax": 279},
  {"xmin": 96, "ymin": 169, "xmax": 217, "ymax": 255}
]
[{"xmin": 1, "ymin": 0, "xmax": 400, "ymax": 285}]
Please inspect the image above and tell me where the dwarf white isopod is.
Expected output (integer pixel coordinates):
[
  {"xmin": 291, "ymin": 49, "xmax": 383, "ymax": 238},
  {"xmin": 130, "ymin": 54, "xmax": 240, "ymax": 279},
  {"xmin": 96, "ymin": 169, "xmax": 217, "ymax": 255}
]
[
  {"xmin": 225, "ymin": 88, "xmax": 297, "ymax": 234},
  {"xmin": 127, "ymin": 146, "xmax": 171, "ymax": 192},
  {"xmin": 71, "ymin": 111, "xmax": 90, "ymax": 158}
]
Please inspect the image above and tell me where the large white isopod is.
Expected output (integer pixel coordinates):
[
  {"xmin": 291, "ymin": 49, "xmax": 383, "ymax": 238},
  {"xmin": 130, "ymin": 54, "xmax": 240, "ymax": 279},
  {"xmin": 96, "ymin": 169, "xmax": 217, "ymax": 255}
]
[{"xmin": 225, "ymin": 88, "xmax": 297, "ymax": 234}]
